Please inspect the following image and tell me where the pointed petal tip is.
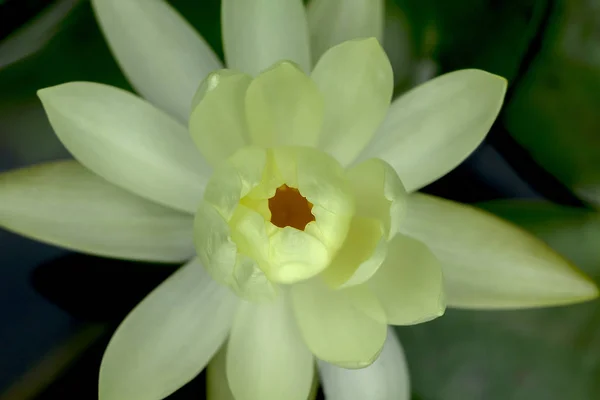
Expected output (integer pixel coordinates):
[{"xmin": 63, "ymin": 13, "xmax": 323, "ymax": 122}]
[
  {"xmin": 36, "ymin": 82, "xmax": 67, "ymax": 101},
  {"xmin": 566, "ymin": 271, "xmax": 600, "ymax": 301},
  {"xmin": 462, "ymin": 68, "xmax": 509, "ymax": 94},
  {"xmin": 260, "ymin": 59, "xmax": 306, "ymax": 77},
  {"xmin": 324, "ymin": 341, "xmax": 385, "ymax": 370},
  {"xmin": 324, "ymin": 36, "xmax": 387, "ymax": 58}
]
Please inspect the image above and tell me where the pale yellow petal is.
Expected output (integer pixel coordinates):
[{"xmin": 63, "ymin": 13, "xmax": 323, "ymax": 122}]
[
  {"xmin": 246, "ymin": 62, "xmax": 323, "ymax": 148},
  {"xmin": 312, "ymin": 38, "xmax": 393, "ymax": 165},
  {"xmin": 321, "ymin": 216, "xmax": 387, "ymax": 289},
  {"xmin": 291, "ymin": 280, "xmax": 386, "ymax": 368},
  {"xmin": 189, "ymin": 70, "xmax": 252, "ymax": 166},
  {"xmin": 346, "ymin": 157, "xmax": 407, "ymax": 239},
  {"xmin": 367, "ymin": 234, "xmax": 445, "ymax": 325},
  {"xmin": 226, "ymin": 296, "xmax": 314, "ymax": 400}
]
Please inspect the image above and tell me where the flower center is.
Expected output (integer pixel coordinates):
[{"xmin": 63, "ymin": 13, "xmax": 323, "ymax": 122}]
[{"xmin": 268, "ymin": 184, "xmax": 315, "ymax": 231}]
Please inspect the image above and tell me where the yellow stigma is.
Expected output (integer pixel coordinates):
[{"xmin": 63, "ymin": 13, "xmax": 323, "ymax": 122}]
[{"xmin": 268, "ymin": 184, "xmax": 315, "ymax": 231}]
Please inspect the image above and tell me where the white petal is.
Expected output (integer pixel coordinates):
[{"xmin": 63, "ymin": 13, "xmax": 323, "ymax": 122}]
[
  {"xmin": 318, "ymin": 328, "xmax": 410, "ymax": 400},
  {"xmin": 307, "ymin": 0, "xmax": 384, "ymax": 63},
  {"xmin": 0, "ymin": 161, "xmax": 193, "ymax": 262},
  {"xmin": 99, "ymin": 259, "xmax": 239, "ymax": 400},
  {"xmin": 400, "ymin": 193, "xmax": 599, "ymax": 308},
  {"xmin": 226, "ymin": 296, "xmax": 314, "ymax": 400},
  {"xmin": 359, "ymin": 69, "xmax": 507, "ymax": 192},
  {"xmin": 222, "ymin": 0, "xmax": 311, "ymax": 76},
  {"xmin": 38, "ymin": 82, "xmax": 211, "ymax": 214},
  {"xmin": 207, "ymin": 345, "xmax": 235, "ymax": 400},
  {"xmin": 91, "ymin": 0, "xmax": 222, "ymax": 121}
]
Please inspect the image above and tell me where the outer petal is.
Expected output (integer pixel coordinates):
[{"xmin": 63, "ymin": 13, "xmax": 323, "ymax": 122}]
[
  {"xmin": 318, "ymin": 328, "xmax": 410, "ymax": 400},
  {"xmin": 291, "ymin": 280, "xmax": 387, "ymax": 368},
  {"xmin": 91, "ymin": 0, "xmax": 222, "ymax": 122},
  {"xmin": 99, "ymin": 259, "xmax": 239, "ymax": 400},
  {"xmin": 38, "ymin": 82, "xmax": 210, "ymax": 214},
  {"xmin": 359, "ymin": 69, "xmax": 507, "ymax": 192},
  {"xmin": 312, "ymin": 39, "xmax": 393, "ymax": 165},
  {"xmin": 0, "ymin": 161, "xmax": 193, "ymax": 262},
  {"xmin": 207, "ymin": 344, "xmax": 318, "ymax": 400},
  {"xmin": 246, "ymin": 62, "xmax": 323, "ymax": 148},
  {"xmin": 226, "ymin": 296, "xmax": 314, "ymax": 400},
  {"xmin": 207, "ymin": 346, "xmax": 235, "ymax": 400},
  {"xmin": 400, "ymin": 194, "xmax": 599, "ymax": 308},
  {"xmin": 307, "ymin": 0, "xmax": 384, "ymax": 63},
  {"xmin": 222, "ymin": 0, "xmax": 311, "ymax": 76},
  {"xmin": 189, "ymin": 70, "xmax": 252, "ymax": 166},
  {"xmin": 367, "ymin": 234, "xmax": 445, "ymax": 325}
]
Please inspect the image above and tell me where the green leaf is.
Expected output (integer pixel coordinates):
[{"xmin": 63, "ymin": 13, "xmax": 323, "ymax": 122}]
[
  {"xmin": 502, "ymin": 0, "xmax": 600, "ymax": 206},
  {"xmin": 392, "ymin": 0, "xmax": 548, "ymax": 82}
]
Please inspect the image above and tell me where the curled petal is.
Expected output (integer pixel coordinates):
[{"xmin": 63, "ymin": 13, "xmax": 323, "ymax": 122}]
[
  {"xmin": 346, "ymin": 157, "xmax": 407, "ymax": 239},
  {"xmin": 321, "ymin": 216, "xmax": 387, "ymax": 289}
]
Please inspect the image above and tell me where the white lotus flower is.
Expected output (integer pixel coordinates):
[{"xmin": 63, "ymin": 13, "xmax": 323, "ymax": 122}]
[{"xmin": 0, "ymin": 1, "xmax": 596, "ymax": 400}]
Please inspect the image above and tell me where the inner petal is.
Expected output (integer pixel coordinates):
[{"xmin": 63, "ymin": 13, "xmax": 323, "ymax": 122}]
[{"xmin": 268, "ymin": 184, "xmax": 315, "ymax": 230}]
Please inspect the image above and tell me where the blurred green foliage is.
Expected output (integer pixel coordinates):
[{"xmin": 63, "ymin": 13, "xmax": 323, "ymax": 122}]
[{"xmin": 504, "ymin": 0, "xmax": 600, "ymax": 207}]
